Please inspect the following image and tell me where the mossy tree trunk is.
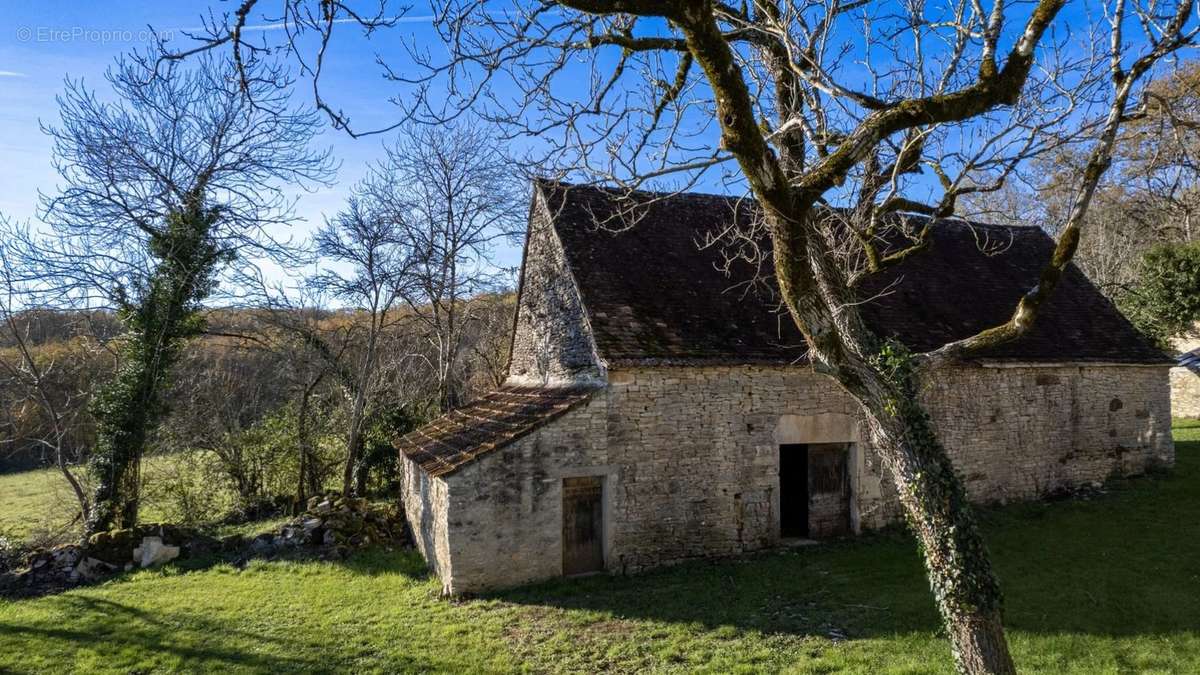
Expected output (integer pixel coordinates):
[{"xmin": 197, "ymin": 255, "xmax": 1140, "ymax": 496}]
[
  {"xmin": 754, "ymin": 198, "xmax": 1017, "ymax": 673},
  {"xmin": 772, "ymin": 235, "xmax": 1016, "ymax": 673},
  {"xmin": 667, "ymin": 1, "xmax": 1068, "ymax": 668},
  {"xmin": 857, "ymin": 346, "xmax": 1015, "ymax": 673},
  {"xmin": 86, "ymin": 200, "xmax": 224, "ymax": 535}
]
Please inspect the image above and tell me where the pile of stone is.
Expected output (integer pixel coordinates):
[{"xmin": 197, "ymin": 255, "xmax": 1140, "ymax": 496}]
[
  {"xmin": 1, "ymin": 499, "xmax": 410, "ymax": 598},
  {"xmin": 2, "ymin": 523, "xmax": 219, "ymax": 597},
  {"xmin": 237, "ymin": 495, "xmax": 410, "ymax": 558}
]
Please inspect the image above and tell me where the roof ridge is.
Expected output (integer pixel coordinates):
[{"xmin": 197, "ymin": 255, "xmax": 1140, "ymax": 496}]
[{"xmin": 535, "ymin": 178, "xmax": 1040, "ymax": 233}]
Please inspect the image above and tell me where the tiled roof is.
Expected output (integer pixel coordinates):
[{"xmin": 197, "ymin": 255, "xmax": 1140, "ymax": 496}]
[
  {"xmin": 395, "ymin": 385, "xmax": 596, "ymax": 477},
  {"xmin": 398, "ymin": 182, "xmax": 1173, "ymax": 478},
  {"xmin": 537, "ymin": 180, "xmax": 1172, "ymax": 366},
  {"xmin": 1178, "ymin": 349, "xmax": 1200, "ymax": 372}
]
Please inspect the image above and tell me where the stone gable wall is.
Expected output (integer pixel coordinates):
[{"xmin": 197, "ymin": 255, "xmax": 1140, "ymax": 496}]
[
  {"xmin": 415, "ymin": 363, "xmax": 1173, "ymax": 594},
  {"xmin": 507, "ymin": 196, "xmax": 603, "ymax": 384},
  {"xmin": 1171, "ymin": 367, "xmax": 1200, "ymax": 418},
  {"xmin": 399, "ymin": 454, "xmax": 453, "ymax": 592}
]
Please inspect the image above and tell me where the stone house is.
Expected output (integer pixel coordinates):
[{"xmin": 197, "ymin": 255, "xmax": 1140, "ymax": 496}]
[
  {"xmin": 1171, "ymin": 352, "xmax": 1200, "ymax": 418},
  {"xmin": 395, "ymin": 180, "xmax": 1175, "ymax": 596}
]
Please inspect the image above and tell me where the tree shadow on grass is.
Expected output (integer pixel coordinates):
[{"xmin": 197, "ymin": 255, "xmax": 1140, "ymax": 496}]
[
  {"xmin": 1, "ymin": 549, "xmax": 441, "ymax": 671},
  {"xmin": 491, "ymin": 532, "xmax": 940, "ymax": 642},
  {"xmin": 1, "ymin": 589, "xmax": 448, "ymax": 672},
  {"xmin": 0, "ymin": 595, "xmax": 331, "ymax": 671}
]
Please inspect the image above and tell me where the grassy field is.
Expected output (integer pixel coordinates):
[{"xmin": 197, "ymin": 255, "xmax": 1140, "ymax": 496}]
[
  {"xmin": 0, "ymin": 464, "xmax": 80, "ymax": 541},
  {"xmin": 0, "ymin": 456, "xmax": 189, "ymax": 542},
  {"xmin": 0, "ymin": 422, "xmax": 1197, "ymax": 673}
]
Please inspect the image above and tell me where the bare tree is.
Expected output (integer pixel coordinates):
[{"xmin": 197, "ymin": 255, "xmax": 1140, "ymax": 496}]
[
  {"xmin": 1120, "ymin": 61, "xmax": 1200, "ymax": 241},
  {"xmin": 154, "ymin": 1, "xmax": 406, "ymax": 137},
  {"xmin": 261, "ymin": 293, "xmax": 359, "ymax": 504},
  {"xmin": 359, "ymin": 124, "xmax": 523, "ymax": 411},
  {"xmin": 4, "ymin": 52, "xmax": 333, "ymax": 534},
  {"xmin": 969, "ymin": 62, "xmax": 1200, "ymax": 299},
  {"xmin": 0, "ymin": 243, "xmax": 91, "ymax": 526},
  {"xmin": 157, "ymin": 314, "xmax": 296, "ymax": 511},
  {"xmin": 171, "ymin": 0, "xmax": 1197, "ymax": 670},
  {"xmin": 257, "ymin": 294, "xmax": 356, "ymax": 504},
  {"xmin": 310, "ymin": 197, "xmax": 419, "ymax": 496},
  {"xmin": 462, "ymin": 292, "xmax": 518, "ymax": 396}
]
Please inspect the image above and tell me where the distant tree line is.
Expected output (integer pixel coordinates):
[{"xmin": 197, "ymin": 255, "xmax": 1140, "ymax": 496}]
[
  {"xmin": 0, "ymin": 295, "xmax": 514, "ymax": 508},
  {"xmin": 0, "ymin": 51, "xmax": 523, "ymax": 536}
]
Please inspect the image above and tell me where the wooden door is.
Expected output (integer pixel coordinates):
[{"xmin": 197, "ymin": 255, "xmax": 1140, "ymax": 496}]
[
  {"xmin": 562, "ymin": 476, "xmax": 604, "ymax": 575},
  {"xmin": 806, "ymin": 444, "xmax": 851, "ymax": 537}
]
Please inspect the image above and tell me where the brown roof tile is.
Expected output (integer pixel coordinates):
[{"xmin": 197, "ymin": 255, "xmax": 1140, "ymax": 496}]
[{"xmin": 395, "ymin": 385, "xmax": 596, "ymax": 477}]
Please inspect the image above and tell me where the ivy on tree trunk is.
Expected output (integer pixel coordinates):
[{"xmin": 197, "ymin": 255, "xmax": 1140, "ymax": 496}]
[{"xmin": 86, "ymin": 202, "xmax": 225, "ymax": 535}]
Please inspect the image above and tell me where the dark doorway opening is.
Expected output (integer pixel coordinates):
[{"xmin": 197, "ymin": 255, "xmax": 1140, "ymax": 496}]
[
  {"xmin": 779, "ymin": 444, "xmax": 809, "ymax": 538},
  {"xmin": 779, "ymin": 443, "xmax": 852, "ymax": 540},
  {"xmin": 562, "ymin": 476, "xmax": 604, "ymax": 575}
]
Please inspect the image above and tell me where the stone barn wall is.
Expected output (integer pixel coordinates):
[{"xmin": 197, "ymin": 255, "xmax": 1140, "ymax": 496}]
[
  {"xmin": 399, "ymin": 454, "xmax": 453, "ymax": 590},
  {"xmin": 412, "ymin": 363, "xmax": 1173, "ymax": 595},
  {"xmin": 1170, "ymin": 367, "xmax": 1200, "ymax": 418},
  {"xmin": 922, "ymin": 364, "xmax": 1174, "ymax": 501}
]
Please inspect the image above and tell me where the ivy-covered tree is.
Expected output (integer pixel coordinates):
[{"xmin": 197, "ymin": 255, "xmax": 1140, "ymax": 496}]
[{"xmin": 6, "ymin": 52, "xmax": 332, "ymax": 535}]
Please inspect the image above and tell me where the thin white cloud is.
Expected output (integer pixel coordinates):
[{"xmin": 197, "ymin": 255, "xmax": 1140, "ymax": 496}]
[
  {"xmin": 187, "ymin": 11, "xmax": 539, "ymax": 34},
  {"xmin": 0, "ymin": 71, "xmax": 27, "ymax": 78},
  {"xmin": 183, "ymin": 16, "xmax": 432, "ymax": 34}
]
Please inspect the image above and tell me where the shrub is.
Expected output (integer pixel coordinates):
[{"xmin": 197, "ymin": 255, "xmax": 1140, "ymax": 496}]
[
  {"xmin": 357, "ymin": 404, "xmax": 429, "ymax": 495},
  {"xmin": 0, "ymin": 527, "xmax": 28, "ymax": 573},
  {"xmin": 1120, "ymin": 241, "xmax": 1200, "ymax": 348},
  {"xmin": 142, "ymin": 450, "xmax": 235, "ymax": 527}
]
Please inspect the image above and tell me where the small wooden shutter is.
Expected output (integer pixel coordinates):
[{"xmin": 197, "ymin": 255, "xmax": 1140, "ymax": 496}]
[{"xmin": 562, "ymin": 476, "xmax": 604, "ymax": 575}]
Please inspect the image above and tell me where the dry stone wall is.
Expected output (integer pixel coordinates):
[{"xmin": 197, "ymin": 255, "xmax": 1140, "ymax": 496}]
[
  {"xmin": 1171, "ymin": 367, "xmax": 1200, "ymax": 418},
  {"xmin": 921, "ymin": 365, "xmax": 1174, "ymax": 503},
  {"xmin": 415, "ymin": 363, "xmax": 1173, "ymax": 594}
]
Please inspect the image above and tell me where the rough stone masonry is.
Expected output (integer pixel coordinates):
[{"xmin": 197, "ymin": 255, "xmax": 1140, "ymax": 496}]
[{"xmin": 396, "ymin": 181, "xmax": 1175, "ymax": 596}]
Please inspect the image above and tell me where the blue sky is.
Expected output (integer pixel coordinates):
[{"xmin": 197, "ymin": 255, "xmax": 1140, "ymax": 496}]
[
  {"xmin": 0, "ymin": 0, "xmax": 1133, "ymax": 288},
  {"xmin": 0, "ymin": 1, "xmax": 527, "ymax": 279}
]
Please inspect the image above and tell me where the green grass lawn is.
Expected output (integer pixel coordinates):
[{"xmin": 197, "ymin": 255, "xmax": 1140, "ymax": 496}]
[
  {"xmin": 1, "ymin": 422, "xmax": 1198, "ymax": 674},
  {"xmin": 0, "ymin": 457, "xmax": 186, "ymax": 542},
  {"xmin": 0, "ymin": 464, "xmax": 77, "ymax": 541}
]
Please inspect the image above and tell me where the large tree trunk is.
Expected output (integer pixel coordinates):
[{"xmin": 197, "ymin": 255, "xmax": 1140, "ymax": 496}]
[
  {"xmin": 680, "ymin": 11, "xmax": 1018, "ymax": 667},
  {"xmin": 86, "ymin": 203, "xmax": 220, "ymax": 536},
  {"xmin": 858, "ymin": 376, "xmax": 1016, "ymax": 674},
  {"xmin": 801, "ymin": 312, "xmax": 1016, "ymax": 674},
  {"xmin": 86, "ymin": 354, "xmax": 159, "ymax": 534},
  {"xmin": 770, "ymin": 213, "xmax": 1016, "ymax": 674}
]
